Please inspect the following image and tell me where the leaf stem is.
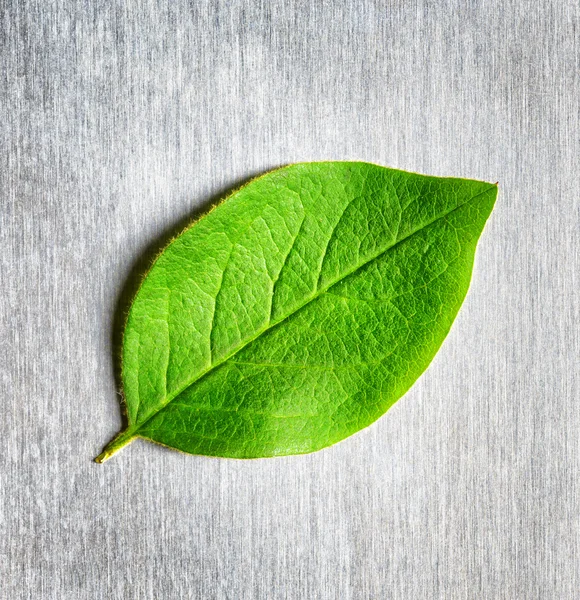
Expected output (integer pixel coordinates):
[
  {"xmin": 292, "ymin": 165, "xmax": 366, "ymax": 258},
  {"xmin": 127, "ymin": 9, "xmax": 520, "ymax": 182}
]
[{"xmin": 94, "ymin": 429, "xmax": 136, "ymax": 463}]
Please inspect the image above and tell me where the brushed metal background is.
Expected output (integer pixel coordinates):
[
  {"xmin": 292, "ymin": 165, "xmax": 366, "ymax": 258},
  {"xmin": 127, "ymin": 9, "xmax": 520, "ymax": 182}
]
[{"xmin": 1, "ymin": 1, "xmax": 579, "ymax": 598}]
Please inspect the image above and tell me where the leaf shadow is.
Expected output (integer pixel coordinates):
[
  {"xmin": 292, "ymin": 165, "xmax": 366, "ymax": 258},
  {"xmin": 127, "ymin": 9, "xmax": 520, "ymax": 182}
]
[{"xmin": 110, "ymin": 171, "xmax": 263, "ymax": 431}]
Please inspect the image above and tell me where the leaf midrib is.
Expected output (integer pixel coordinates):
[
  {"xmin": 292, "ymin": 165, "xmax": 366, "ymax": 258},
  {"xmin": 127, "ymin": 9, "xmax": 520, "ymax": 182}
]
[{"xmin": 125, "ymin": 184, "xmax": 496, "ymax": 439}]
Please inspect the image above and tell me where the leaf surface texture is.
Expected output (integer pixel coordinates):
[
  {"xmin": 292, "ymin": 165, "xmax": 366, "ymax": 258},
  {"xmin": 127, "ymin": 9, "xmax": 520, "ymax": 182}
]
[{"xmin": 97, "ymin": 162, "xmax": 497, "ymax": 461}]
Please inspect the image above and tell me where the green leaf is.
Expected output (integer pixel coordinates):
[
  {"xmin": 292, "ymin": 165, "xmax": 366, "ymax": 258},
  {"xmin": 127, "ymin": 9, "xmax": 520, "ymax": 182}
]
[{"xmin": 96, "ymin": 162, "xmax": 497, "ymax": 462}]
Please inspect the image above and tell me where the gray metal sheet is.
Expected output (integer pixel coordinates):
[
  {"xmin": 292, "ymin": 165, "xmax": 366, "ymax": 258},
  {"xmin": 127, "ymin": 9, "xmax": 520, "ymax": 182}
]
[{"xmin": 1, "ymin": 1, "xmax": 579, "ymax": 598}]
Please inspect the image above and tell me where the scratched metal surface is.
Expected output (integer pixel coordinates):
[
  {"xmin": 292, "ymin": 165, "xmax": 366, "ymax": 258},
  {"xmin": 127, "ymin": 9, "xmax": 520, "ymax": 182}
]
[{"xmin": 1, "ymin": 1, "xmax": 579, "ymax": 598}]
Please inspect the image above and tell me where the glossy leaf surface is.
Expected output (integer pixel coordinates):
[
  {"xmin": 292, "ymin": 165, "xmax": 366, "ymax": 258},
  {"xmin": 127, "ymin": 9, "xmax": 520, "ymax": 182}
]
[{"xmin": 96, "ymin": 162, "xmax": 497, "ymax": 461}]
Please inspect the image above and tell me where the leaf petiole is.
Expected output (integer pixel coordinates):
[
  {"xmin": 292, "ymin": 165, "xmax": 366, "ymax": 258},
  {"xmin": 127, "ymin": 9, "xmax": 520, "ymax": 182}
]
[{"xmin": 95, "ymin": 429, "xmax": 137, "ymax": 463}]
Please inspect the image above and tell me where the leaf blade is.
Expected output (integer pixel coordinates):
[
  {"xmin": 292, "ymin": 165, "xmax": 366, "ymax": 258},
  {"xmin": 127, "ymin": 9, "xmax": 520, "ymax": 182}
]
[{"xmin": 98, "ymin": 162, "xmax": 497, "ymax": 461}]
